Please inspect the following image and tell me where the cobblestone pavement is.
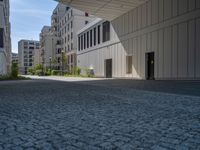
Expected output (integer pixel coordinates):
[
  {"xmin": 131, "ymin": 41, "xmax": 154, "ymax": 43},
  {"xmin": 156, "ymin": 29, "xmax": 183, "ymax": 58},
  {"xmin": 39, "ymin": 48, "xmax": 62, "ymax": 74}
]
[{"xmin": 0, "ymin": 80, "xmax": 200, "ymax": 150}]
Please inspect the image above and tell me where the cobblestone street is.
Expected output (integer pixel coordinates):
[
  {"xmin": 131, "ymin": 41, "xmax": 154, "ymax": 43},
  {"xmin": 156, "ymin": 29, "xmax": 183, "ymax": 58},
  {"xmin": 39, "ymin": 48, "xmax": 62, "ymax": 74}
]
[{"xmin": 0, "ymin": 79, "xmax": 200, "ymax": 150}]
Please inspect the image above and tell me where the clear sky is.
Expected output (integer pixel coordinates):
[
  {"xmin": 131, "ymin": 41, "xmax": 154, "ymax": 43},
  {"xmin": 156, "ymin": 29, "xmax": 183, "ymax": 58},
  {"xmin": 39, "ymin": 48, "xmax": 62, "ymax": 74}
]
[{"xmin": 10, "ymin": 0, "xmax": 58, "ymax": 53}]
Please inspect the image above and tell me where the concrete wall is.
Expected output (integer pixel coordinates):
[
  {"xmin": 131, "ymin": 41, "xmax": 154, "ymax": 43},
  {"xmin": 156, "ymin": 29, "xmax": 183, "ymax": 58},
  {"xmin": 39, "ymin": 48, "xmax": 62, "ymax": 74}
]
[
  {"xmin": 77, "ymin": 0, "xmax": 200, "ymax": 79},
  {"xmin": 0, "ymin": 0, "xmax": 11, "ymax": 75}
]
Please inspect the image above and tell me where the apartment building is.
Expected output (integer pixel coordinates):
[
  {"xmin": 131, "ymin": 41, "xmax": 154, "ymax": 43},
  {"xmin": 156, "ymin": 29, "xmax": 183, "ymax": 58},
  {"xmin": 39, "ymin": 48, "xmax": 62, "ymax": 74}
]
[
  {"xmin": 59, "ymin": 7, "xmax": 96, "ymax": 70},
  {"xmin": 0, "ymin": 0, "xmax": 11, "ymax": 75},
  {"xmin": 40, "ymin": 26, "xmax": 60, "ymax": 71},
  {"xmin": 74, "ymin": 0, "xmax": 200, "ymax": 80},
  {"xmin": 11, "ymin": 52, "xmax": 18, "ymax": 64},
  {"xmin": 18, "ymin": 40, "xmax": 40, "ymax": 74},
  {"xmin": 38, "ymin": 3, "xmax": 97, "ymax": 72}
]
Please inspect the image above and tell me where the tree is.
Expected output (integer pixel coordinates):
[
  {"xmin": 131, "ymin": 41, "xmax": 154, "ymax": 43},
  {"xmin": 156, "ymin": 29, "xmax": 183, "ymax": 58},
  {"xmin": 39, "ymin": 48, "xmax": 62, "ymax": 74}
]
[{"xmin": 11, "ymin": 63, "xmax": 18, "ymax": 78}]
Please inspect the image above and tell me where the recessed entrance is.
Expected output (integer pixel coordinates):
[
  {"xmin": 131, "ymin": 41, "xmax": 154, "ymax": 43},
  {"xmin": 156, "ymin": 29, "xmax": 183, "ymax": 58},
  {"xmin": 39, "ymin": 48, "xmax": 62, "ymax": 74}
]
[
  {"xmin": 146, "ymin": 52, "xmax": 155, "ymax": 80},
  {"xmin": 105, "ymin": 59, "xmax": 112, "ymax": 78}
]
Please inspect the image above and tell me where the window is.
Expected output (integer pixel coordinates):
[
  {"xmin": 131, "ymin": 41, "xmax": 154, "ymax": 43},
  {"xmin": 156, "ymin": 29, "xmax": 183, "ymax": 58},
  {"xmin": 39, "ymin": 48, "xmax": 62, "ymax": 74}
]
[
  {"xmin": 102, "ymin": 21, "xmax": 110, "ymax": 42},
  {"xmin": 94, "ymin": 28, "xmax": 96, "ymax": 46},
  {"xmin": 71, "ymin": 55, "xmax": 73, "ymax": 63},
  {"xmin": 78, "ymin": 36, "xmax": 81, "ymax": 51},
  {"xmin": 81, "ymin": 35, "xmax": 83, "ymax": 50},
  {"xmin": 66, "ymin": 7, "xmax": 70, "ymax": 11},
  {"xmin": 58, "ymin": 57, "xmax": 61, "ymax": 63},
  {"xmin": 71, "ymin": 32, "xmax": 73, "ymax": 39},
  {"xmin": 84, "ymin": 33, "xmax": 86, "ymax": 49},
  {"xmin": 90, "ymin": 30, "xmax": 93, "ymax": 47},
  {"xmin": 29, "ymin": 47, "xmax": 34, "ymax": 49},
  {"xmin": 71, "ymin": 21, "xmax": 73, "ymax": 28},
  {"xmin": 68, "ymin": 34, "xmax": 70, "ymax": 41},
  {"xmin": 71, "ymin": 43, "xmax": 73, "ymax": 50},
  {"xmin": 85, "ymin": 21, "xmax": 89, "ymax": 25},
  {"xmin": 126, "ymin": 56, "xmax": 132, "ymax": 74},
  {"xmin": 87, "ymin": 32, "xmax": 89, "ymax": 48},
  {"xmin": 0, "ymin": 28, "xmax": 4, "ymax": 47},
  {"xmin": 68, "ymin": 45, "xmax": 70, "ymax": 51},
  {"xmin": 98, "ymin": 25, "xmax": 101, "ymax": 44},
  {"xmin": 85, "ymin": 12, "xmax": 89, "ymax": 17}
]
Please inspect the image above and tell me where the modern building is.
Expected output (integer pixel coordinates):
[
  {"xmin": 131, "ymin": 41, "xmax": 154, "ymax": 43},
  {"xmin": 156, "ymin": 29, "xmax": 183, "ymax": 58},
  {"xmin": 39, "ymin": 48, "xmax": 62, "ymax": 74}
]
[
  {"xmin": 0, "ymin": 0, "xmax": 11, "ymax": 75},
  {"xmin": 40, "ymin": 26, "xmax": 60, "ymax": 71},
  {"xmin": 18, "ymin": 40, "xmax": 40, "ymax": 74},
  {"xmin": 39, "ymin": 3, "xmax": 97, "ymax": 72},
  {"xmin": 60, "ymin": 0, "xmax": 200, "ymax": 80},
  {"xmin": 11, "ymin": 52, "xmax": 18, "ymax": 64},
  {"xmin": 33, "ymin": 48, "xmax": 41, "ymax": 66},
  {"xmin": 59, "ymin": 6, "xmax": 96, "ymax": 70}
]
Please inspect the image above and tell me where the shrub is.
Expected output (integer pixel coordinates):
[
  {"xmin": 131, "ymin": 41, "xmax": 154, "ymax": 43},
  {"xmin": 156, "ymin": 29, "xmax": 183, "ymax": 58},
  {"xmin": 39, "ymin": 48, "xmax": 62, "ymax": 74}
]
[
  {"xmin": 28, "ymin": 67, "xmax": 35, "ymax": 75},
  {"xmin": 86, "ymin": 69, "xmax": 95, "ymax": 77},
  {"xmin": 35, "ymin": 69, "xmax": 43, "ymax": 76},
  {"xmin": 45, "ymin": 69, "xmax": 51, "ymax": 76},
  {"xmin": 11, "ymin": 63, "xmax": 18, "ymax": 78},
  {"xmin": 51, "ymin": 70, "xmax": 62, "ymax": 76},
  {"xmin": 70, "ymin": 67, "xmax": 81, "ymax": 76}
]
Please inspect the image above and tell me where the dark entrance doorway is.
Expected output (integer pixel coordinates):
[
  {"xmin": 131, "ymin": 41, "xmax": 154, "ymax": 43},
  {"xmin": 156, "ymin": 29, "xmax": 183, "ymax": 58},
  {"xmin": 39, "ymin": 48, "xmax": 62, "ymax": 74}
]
[
  {"xmin": 146, "ymin": 52, "xmax": 155, "ymax": 80},
  {"xmin": 105, "ymin": 59, "xmax": 112, "ymax": 78}
]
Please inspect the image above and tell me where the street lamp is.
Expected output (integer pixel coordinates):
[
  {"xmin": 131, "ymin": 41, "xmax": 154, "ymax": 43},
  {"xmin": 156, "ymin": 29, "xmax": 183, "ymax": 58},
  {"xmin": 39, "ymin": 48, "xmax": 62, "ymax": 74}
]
[
  {"xmin": 49, "ymin": 56, "xmax": 52, "ymax": 73},
  {"xmin": 61, "ymin": 50, "xmax": 64, "ymax": 76}
]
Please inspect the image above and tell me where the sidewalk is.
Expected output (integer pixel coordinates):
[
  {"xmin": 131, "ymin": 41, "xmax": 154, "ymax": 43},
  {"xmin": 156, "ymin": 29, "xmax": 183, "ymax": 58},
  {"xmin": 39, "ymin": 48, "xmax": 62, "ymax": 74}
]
[{"xmin": 24, "ymin": 75, "xmax": 108, "ymax": 82}]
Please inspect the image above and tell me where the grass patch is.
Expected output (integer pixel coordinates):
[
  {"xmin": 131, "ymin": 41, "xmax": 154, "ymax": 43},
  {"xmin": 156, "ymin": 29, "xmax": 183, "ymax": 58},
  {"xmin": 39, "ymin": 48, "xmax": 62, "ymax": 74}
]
[{"xmin": 0, "ymin": 75, "xmax": 31, "ymax": 81}]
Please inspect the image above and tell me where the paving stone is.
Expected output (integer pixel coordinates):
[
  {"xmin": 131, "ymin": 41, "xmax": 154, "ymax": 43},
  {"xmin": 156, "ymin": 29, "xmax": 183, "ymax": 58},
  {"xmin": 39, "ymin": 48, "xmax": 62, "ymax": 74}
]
[{"xmin": 0, "ymin": 79, "xmax": 199, "ymax": 149}]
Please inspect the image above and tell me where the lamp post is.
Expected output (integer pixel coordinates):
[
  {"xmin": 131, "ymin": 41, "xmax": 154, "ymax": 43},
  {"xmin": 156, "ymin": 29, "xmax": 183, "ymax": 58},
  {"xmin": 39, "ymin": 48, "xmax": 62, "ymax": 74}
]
[
  {"xmin": 49, "ymin": 56, "xmax": 52, "ymax": 73},
  {"xmin": 61, "ymin": 50, "xmax": 64, "ymax": 76}
]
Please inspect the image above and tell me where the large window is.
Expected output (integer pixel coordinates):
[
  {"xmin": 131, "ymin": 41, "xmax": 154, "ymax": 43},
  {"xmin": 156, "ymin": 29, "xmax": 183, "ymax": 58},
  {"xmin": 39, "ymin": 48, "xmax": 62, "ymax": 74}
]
[
  {"xmin": 98, "ymin": 25, "xmax": 101, "ymax": 44},
  {"xmin": 87, "ymin": 32, "xmax": 89, "ymax": 48},
  {"xmin": 102, "ymin": 21, "xmax": 110, "ymax": 42},
  {"xmin": 94, "ymin": 28, "xmax": 96, "ymax": 46},
  {"xmin": 90, "ymin": 30, "xmax": 93, "ymax": 47},
  {"xmin": 84, "ymin": 33, "xmax": 86, "ymax": 49},
  {"xmin": 0, "ymin": 28, "xmax": 4, "ymax": 48},
  {"xmin": 81, "ymin": 35, "xmax": 83, "ymax": 50},
  {"xmin": 78, "ymin": 36, "xmax": 80, "ymax": 51}
]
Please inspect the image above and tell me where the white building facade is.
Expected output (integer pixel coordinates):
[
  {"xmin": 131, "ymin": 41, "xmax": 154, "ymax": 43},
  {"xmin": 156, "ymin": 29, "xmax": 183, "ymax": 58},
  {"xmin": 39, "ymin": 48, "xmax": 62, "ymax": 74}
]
[
  {"xmin": 59, "ymin": 7, "xmax": 96, "ymax": 70},
  {"xmin": 18, "ymin": 40, "xmax": 40, "ymax": 74},
  {"xmin": 39, "ymin": 26, "xmax": 59, "ymax": 71},
  {"xmin": 0, "ymin": 0, "xmax": 11, "ymax": 75},
  {"xmin": 76, "ymin": 0, "xmax": 200, "ymax": 80}
]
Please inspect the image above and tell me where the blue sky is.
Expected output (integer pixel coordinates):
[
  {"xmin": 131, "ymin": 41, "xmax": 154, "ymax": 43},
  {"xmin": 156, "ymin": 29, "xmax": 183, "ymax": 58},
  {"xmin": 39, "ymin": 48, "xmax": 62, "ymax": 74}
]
[{"xmin": 10, "ymin": 0, "xmax": 58, "ymax": 53}]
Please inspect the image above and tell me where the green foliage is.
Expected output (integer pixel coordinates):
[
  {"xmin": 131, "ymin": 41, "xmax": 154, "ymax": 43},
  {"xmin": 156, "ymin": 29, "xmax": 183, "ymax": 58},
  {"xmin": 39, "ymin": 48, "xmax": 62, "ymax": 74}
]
[
  {"xmin": 86, "ymin": 69, "xmax": 95, "ymax": 77},
  {"xmin": 46, "ymin": 69, "xmax": 51, "ymax": 76},
  {"xmin": 34, "ymin": 64, "xmax": 43, "ymax": 70},
  {"xmin": 35, "ymin": 69, "xmax": 43, "ymax": 76},
  {"xmin": 51, "ymin": 70, "xmax": 62, "ymax": 76},
  {"xmin": 0, "ymin": 75, "xmax": 30, "ymax": 81},
  {"xmin": 11, "ymin": 63, "xmax": 18, "ymax": 78},
  {"xmin": 70, "ymin": 67, "xmax": 81, "ymax": 76},
  {"xmin": 28, "ymin": 64, "xmax": 43, "ymax": 75},
  {"xmin": 28, "ymin": 67, "xmax": 35, "ymax": 75}
]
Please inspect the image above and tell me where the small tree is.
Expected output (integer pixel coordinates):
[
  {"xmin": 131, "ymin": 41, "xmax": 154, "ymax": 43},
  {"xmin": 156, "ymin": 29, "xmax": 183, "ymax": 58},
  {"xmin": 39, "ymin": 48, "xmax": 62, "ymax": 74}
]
[{"xmin": 11, "ymin": 63, "xmax": 18, "ymax": 78}]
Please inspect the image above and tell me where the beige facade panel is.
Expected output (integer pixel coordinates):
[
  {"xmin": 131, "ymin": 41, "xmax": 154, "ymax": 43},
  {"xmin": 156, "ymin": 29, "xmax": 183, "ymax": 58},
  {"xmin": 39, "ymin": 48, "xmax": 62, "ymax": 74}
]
[{"xmin": 77, "ymin": 0, "xmax": 200, "ymax": 80}]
